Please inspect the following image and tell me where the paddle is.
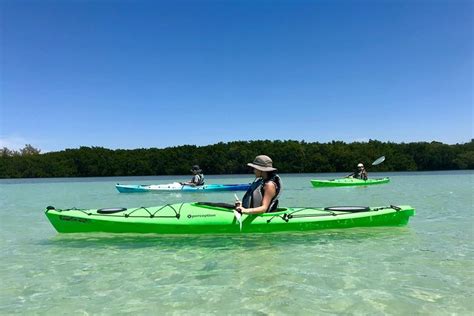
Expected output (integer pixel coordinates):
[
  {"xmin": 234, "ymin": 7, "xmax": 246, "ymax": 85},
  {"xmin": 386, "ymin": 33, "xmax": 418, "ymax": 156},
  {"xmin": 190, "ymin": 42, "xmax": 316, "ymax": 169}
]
[
  {"xmin": 371, "ymin": 156, "xmax": 385, "ymax": 166},
  {"xmin": 234, "ymin": 193, "xmax": 243, "ymax": 231},
  {"xmin": 345, "ymin": 156, "xmax": 385, "ymax": 178}
]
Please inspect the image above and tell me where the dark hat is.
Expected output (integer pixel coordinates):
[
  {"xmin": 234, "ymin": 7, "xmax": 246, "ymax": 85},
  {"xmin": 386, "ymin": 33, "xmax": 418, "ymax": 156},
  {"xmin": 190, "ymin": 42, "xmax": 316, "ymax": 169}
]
[{"xmin": 191, "ymin": 165, "xmax": 202, "ymax": 172}]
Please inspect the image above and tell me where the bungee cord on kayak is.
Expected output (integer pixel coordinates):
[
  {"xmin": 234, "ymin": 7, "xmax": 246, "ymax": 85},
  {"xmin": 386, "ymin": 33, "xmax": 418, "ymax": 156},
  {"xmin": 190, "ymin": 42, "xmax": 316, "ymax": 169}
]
[
  {"xmin": 46, "ymin": 203, "xmax": 186, "ymax": 219},
  {"xmin": 263, "ymin": 205, "xmax": 403, "ymax": 224}
]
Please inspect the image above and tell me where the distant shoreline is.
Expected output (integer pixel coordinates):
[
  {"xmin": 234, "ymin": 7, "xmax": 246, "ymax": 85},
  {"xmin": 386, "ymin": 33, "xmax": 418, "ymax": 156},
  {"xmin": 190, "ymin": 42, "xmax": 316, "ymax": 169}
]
[
  {"xmin": 1, "ymin": 140, "xmax": 473, "ymax": 178},
  {"xmin": 1, "ymin": 170, "xmax": 473, "ymax": 184}
]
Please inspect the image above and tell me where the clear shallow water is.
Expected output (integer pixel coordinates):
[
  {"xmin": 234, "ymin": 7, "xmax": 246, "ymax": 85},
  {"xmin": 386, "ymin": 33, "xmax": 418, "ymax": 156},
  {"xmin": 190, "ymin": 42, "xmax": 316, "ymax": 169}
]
[{"xmin": 0, "ymin": 171, "xmax": 473, "ymax": 315}]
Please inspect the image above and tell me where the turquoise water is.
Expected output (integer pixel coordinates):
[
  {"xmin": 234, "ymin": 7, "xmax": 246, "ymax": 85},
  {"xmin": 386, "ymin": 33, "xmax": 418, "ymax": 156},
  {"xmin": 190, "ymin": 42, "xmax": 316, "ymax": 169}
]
[{"xmin": 1, "ymin": 171, "xmax": 473, "ymax": 315}]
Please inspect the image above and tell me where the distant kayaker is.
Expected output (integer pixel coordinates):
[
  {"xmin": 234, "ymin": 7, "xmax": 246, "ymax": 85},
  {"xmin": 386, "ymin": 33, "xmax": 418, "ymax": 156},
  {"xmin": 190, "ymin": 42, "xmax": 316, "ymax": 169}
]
[
  {"xmin": 235, "ymin": 155, "xmax": 282, "ymax": 214},
  {"xmin": 347, "ymin": 163, "xmax": 368, "ymax": 180},
  {"xmin": 181, "ymin": 165, "xmax": 205, "ymax": 186}
]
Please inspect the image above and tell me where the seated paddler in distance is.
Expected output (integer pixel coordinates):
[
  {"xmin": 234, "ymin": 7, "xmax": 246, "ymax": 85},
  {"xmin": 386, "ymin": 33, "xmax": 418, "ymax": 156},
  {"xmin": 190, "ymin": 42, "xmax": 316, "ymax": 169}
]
[
  {"xmin": 235, "ymin": 155, "xmax": 282, "ymax": 214},
  {"xmin": 347, "ymin": 163, "xmax": 368, "ymax": 180},
  {"xmin": 181, "ymin": 165, "xmax": 205, "ymax": 186}
]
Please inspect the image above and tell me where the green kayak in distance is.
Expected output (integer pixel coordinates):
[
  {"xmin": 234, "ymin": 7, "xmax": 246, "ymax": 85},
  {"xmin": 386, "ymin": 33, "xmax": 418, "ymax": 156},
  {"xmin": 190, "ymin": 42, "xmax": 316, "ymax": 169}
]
[
  {"xmin": 311, "ymin": 177, "xmax": 390, "ymax": 188},
  {"xmin": 45, "ymin": 202, "xmax": 414, "ymax": 234}
]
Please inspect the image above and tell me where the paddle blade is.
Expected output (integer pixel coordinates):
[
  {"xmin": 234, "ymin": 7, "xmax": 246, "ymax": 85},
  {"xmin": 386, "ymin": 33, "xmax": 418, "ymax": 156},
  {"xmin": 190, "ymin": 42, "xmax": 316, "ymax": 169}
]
[
  {"xmin": 234, "ymin": 210, "xmax": 242, "ymax": 231},
  {"xmin": 372, "ymin": 156, "xmax": 385, "ymax": 166}
]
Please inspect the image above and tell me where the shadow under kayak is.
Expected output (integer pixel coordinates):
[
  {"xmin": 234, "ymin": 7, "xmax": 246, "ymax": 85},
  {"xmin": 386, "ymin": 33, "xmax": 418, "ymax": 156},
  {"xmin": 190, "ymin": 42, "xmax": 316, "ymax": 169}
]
[
  {"xmin": 45, "ymin": 202, "xmax": 414, "ymax": 234},
  {"xmin": 116, "ymin": 183, "xmax": 250, "ymax": 193},
  {"xmin": 311, "ymin": 177, "xmax": 390, "ymax": 188}
]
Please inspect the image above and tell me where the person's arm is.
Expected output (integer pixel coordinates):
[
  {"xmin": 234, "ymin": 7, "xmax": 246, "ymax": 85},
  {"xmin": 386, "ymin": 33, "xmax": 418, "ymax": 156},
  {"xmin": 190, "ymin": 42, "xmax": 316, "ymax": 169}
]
[
  {"xmin": 186, "ymin": 175, "xmax": 199, "ymax": 186},
  {"xmin": 236, "ymin": 182, "xmax": 276, "ymax": 214},
  {"xmin": 181, "ymin": 176, "xmax": 197, "ymax": 186}
]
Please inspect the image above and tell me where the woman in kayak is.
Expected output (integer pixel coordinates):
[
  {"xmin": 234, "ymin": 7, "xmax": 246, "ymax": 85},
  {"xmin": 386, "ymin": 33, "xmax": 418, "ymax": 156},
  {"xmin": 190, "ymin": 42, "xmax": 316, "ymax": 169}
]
[
  {"xmin": 181, "ymin": 165, "xmax": 205, "ymax": 186},
  {"xmin": 347, "ymin": 163, "xmax": 368, "ymax": 180},
  {"xmin": 235, "ymin": 155, "xmax": 282, "ymax": 214}
]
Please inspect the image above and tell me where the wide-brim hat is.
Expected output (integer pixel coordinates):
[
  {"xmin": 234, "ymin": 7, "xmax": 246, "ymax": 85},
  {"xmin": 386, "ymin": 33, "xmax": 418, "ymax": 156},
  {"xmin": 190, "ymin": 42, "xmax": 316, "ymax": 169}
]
[
  {"xmin": 191, "ymin": 165, "xmax": 202, "ymax": 172},
  {"xmin": 247, "ymin": 155, "xmax": 277, "ymax": 172}
]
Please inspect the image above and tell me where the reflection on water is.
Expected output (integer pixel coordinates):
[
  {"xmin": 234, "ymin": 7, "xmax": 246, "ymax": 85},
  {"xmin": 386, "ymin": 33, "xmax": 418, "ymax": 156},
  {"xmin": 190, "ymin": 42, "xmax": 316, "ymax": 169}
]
[{"xmin": 39, "ymin": 226, "xmax": 415, "ymax": 249}]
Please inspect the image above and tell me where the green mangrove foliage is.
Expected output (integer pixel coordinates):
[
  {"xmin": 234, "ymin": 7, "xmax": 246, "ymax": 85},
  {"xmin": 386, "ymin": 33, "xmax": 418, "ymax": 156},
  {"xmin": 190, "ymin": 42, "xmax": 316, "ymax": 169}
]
[{"xmin": 0, "ymin": 140, "xmax": 472, "ymax": 178}]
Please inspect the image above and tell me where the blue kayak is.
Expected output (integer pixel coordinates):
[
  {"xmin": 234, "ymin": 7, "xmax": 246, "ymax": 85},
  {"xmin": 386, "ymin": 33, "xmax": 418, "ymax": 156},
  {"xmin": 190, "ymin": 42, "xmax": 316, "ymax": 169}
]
[{"xmin": 116, "ymin": 182, "xmax": 250, "ymax": 193}]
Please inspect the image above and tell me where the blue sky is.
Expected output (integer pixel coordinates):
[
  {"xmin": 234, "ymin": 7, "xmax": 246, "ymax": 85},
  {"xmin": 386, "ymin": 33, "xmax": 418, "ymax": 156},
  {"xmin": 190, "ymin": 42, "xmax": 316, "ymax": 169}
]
[{"xmin": 1, "ymin": 0, "xmax": 472, "ymax": 152}]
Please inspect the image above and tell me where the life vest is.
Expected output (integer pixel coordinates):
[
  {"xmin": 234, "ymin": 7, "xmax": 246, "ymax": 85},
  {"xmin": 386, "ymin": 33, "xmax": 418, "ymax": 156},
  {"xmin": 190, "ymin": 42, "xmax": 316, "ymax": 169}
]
[
  {"xmin": 354, "ymin": 170, "xmax": 368, "ymax": 180},
  {"xmin": 242, "ymin": 174, "xmax": 281, "ymax": 212},
  {"xmin": 192, "ymin": 174, "xmax": 205, "ymax": 186}
]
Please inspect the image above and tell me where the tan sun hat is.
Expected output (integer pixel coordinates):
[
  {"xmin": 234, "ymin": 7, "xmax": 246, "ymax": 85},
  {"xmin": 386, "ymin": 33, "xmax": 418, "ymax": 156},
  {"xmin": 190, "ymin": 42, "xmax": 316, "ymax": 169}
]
[{"xmin": 247, "ymin": 155, "xmax": 277, "ymax": 172}]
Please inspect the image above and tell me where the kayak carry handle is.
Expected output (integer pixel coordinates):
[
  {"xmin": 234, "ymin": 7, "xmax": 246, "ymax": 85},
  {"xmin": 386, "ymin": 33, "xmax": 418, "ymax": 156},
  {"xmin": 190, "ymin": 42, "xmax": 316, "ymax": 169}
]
[
  {"xmin": 323, "ymin": 206, "xmax": 370, "ymax": 213},
  {"xmin": 196, "ymin": 202, "xmax": 235, "ymax": 209}
]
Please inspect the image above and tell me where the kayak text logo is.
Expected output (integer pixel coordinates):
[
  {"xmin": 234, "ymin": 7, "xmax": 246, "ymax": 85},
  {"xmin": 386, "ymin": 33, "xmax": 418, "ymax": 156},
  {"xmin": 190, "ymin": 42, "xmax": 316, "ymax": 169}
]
[
  {"xmin": 187, "ymin": 214, "xmax": 217, "ymax": 219},
  {"xmin": 59, "ymin": 215, "xmax": 90, "ymax": 223}
]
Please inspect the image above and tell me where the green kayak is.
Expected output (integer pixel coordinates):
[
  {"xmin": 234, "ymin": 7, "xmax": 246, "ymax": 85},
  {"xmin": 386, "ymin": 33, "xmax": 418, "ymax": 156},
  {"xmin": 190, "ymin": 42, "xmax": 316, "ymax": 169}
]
[
  {"xmin": 311, "ymin": 177, "xmax": 390, "ymax": 188},
  {"xmin": 45, "ymin": 202, "xmax": 414, "ymax": 234}
]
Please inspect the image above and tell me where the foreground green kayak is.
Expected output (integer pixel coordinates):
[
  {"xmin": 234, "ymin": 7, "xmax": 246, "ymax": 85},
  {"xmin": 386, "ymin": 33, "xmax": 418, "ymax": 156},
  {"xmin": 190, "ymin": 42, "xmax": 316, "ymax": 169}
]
[
  {"xmin": 311, "ymin": 177, "xmax": 390, "ymax": 188},
  {"xmin": 45, "ymin": 202, "xmax": 414, "ymax": 234}
]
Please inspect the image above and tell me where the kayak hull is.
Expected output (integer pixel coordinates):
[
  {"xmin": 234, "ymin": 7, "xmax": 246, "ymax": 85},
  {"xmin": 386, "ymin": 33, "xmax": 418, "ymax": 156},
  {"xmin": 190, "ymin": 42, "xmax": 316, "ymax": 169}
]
[
  {"xmin": 116, "ymin": 183, "xmax": 250, "ymax": 193},
  {"xmin": 311, "ymin": 177, "xmax": 390, "ymax": 188},
  {"xmin": 45, "ymin": 203, "xmax": 415, "ymax": 234}
]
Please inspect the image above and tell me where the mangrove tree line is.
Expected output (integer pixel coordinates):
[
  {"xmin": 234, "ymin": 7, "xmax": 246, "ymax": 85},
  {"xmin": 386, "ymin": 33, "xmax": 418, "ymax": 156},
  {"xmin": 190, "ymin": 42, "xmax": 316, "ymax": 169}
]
[{"xmin": 0, "ymin": 140, "xmax": 473, "ymax": 178}]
